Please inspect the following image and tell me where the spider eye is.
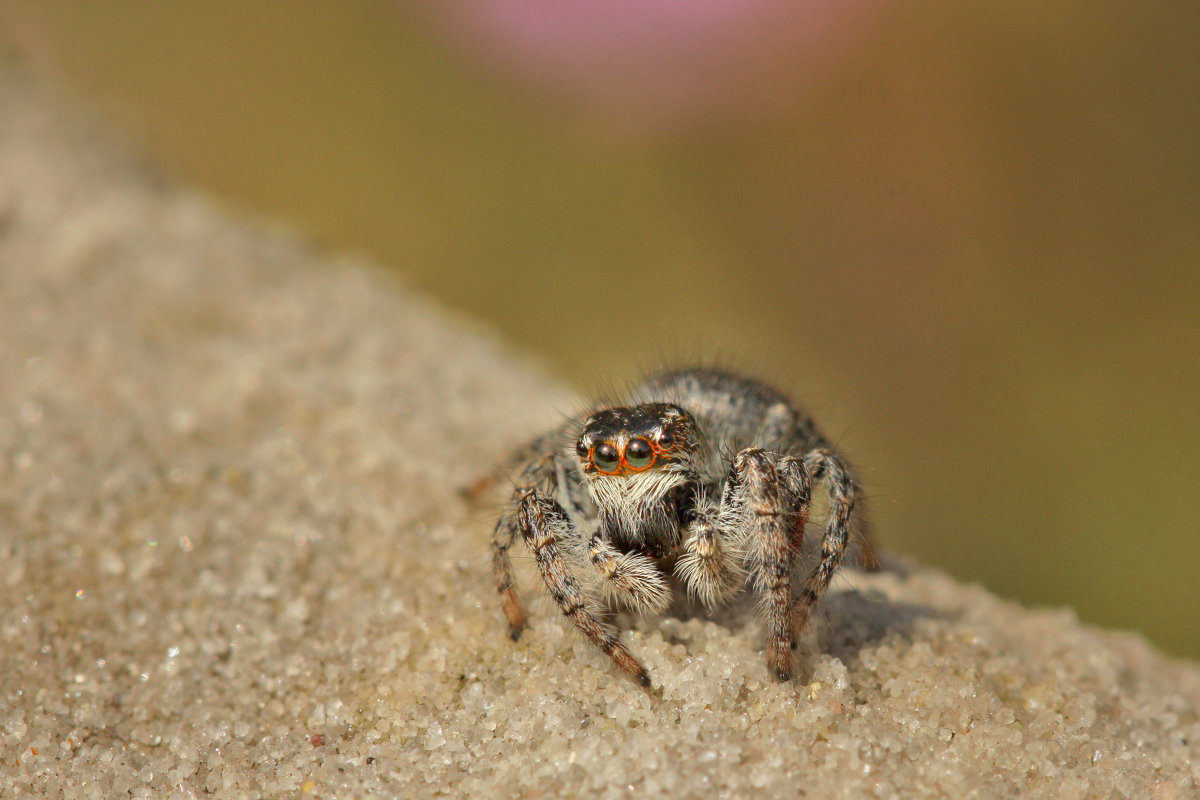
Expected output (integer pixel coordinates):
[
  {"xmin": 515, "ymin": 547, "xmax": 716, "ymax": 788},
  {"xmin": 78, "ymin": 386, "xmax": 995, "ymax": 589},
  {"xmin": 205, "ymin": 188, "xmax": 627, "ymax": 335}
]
[
  {"xmin": 576, "ymin": 438, "xmax": 589, "ymax": 458},
  {"xmin": 656, "ymin": 428, "xmax": 674, "ymax": 447},
  {"xmin": 593, "ymin": 443, "xmax": 620, "ymax": 473},
  {"xmin": 625, "ymin": 437, "xmax": 654, "ymax": 469}
]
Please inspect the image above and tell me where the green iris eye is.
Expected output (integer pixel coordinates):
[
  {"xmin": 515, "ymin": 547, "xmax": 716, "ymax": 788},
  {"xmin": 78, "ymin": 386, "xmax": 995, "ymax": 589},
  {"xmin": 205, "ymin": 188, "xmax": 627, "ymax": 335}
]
[
  {"xmin": 625, "ymin": 438, "xmax": 654, "ymax": 469},
  {"xmin": 593, "ymin": 443, "xmax": 620, "ymax": 472}
]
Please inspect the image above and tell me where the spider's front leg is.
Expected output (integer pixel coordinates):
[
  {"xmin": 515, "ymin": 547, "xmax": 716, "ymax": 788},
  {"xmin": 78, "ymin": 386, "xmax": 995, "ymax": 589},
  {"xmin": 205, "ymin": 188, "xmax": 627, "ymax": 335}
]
[
  {"xmin": 518, "ymin": 490, "xmax": 651, "ymax": 686},
  {"xmin": 675, "ymin": 486, "xmax": 745, "ymax": 610},
  {"xmin": 587, "ymin": 533, "xmax": 672, "ymax": 615}
]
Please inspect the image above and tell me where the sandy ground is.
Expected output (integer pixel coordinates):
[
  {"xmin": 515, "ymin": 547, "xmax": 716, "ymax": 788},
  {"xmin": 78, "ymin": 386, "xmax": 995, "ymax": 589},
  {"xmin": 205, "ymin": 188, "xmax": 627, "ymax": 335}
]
[{"xmin": 1, "ymin": 64, "xmax": 1198, "ymax": 799}]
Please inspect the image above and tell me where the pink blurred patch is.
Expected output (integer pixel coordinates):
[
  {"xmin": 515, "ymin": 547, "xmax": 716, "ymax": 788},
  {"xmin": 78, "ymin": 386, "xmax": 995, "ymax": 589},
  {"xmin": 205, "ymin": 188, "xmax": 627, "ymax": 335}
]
[{"xmin": 427, "ymin": 1, "xmax": 881, "ymax": 122}]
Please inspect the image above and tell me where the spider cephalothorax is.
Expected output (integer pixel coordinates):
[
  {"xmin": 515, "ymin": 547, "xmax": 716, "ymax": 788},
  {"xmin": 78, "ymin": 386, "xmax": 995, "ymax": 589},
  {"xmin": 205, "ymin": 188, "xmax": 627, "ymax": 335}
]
[
  {"xmin": 490, "ymin": 368, "xmax": 878, "ymax": 687},
  {"xmin": 575, "ymin": 403, "xmax": 701, "ymax": 558}
]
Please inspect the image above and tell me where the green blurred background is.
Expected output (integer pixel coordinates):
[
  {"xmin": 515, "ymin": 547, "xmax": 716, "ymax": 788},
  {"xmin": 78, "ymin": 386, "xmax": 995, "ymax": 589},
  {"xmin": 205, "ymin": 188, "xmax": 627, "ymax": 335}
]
[{"xmin": 3, "ymin": 2, "xmax": 1196, "ymax": 658}]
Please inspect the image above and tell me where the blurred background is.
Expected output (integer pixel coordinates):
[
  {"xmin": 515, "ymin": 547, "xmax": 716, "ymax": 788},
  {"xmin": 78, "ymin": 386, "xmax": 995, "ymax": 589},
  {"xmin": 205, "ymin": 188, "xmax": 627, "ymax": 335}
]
[{"xmin": 2, "ymin": 2, "xmax": 1196, "ymax": 659}]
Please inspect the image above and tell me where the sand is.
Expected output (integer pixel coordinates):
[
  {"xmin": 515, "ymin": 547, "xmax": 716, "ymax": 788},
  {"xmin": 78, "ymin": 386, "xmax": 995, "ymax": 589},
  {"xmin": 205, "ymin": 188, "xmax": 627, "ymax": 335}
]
[{"xmin": 1, "ymin": 63, "xmax": 1198, "ymax": 799}]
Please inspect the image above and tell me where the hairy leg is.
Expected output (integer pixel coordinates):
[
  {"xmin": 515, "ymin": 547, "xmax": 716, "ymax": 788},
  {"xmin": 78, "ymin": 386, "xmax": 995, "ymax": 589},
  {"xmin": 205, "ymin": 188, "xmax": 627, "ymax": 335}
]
[
  {"xmin": 587, "ymin": 533, "xmax": 671, "ymax": 614},
  {"xmin": 518, "ymin": 490, "xmax": 650, "ymax": 686},
  {"xmin": 772, "ymin": 400, "xmax": 880, "ymax": 573},
  {"xmin": 490, "ymin": 439, "xmax": 559, "ymax": 641},
  {"xmin": 675, "ymin": 487, "xmax": 744, "ymax": 609},
  {"xmin": 491, "ymin": 505, "xmax": 527, "ymax": 640},
  {"xmin": 790, "ymin": 448, "xmax": 857, "ymax": 637},
  {"xmin": 777, "ymin": 454, "xmax": 812, "ymax": 648},
  {"xmin": 777, "ymin": 454, "xmax": 813, "ymax": 555},
  {"xmin": 731, "ymin": 449, "xmax": 796, "ymax": 681}
]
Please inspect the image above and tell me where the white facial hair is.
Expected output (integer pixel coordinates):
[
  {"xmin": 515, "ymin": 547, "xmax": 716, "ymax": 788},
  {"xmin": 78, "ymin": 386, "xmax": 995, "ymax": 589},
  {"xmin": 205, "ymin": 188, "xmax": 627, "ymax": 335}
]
[{"xmin": 586, "ymin": 468, "xmax": 689, "ymax": 545}]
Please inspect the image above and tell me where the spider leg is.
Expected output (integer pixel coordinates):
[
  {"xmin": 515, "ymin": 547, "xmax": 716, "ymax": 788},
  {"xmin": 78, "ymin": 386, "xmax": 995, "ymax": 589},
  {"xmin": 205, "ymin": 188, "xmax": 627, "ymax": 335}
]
[
  {"xmin": 491, "ymin": 503, "xmax": 526, "ymax": 640},
  {"xmin": 490, "ymin": 441, "xmax": 559, "ymax": 641},
  {"xmin": 518, "ymin": 490, "xmax": 650, "ymax": 686},
  {"xmin": 675, "ymin": 487, "xmax": 744, "ymax": 609},
  {"xmin": 776, "ymin": 399, "xmax": 880, "ymax": 573},
  {"xmin": 587, "ymin": 533, "xmax": 671, "ymax": 614},
  {"xmin": 790, "ymin": 448, "xmax": 858, "ymax": 637},
  {"xmin": 777, "ymin": 455, "xmax": 813, "ymax": 649},
  {"xmin": 729, "ymin": 448, "xmax": 796, "ymax": 681},
  {"xmin": 777, "ymin": 454, "xmax": 813, "ymax": 555}
]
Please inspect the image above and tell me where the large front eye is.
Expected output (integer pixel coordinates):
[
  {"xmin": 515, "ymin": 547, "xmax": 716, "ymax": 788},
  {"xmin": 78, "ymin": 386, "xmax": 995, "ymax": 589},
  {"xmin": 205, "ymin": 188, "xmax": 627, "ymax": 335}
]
[
  {"xmin": 593, "ymin": 442, "xmax": 620, "ymax": 473},
  {"xmin": 625, "ymin": 437, "xmax": 654, "ymax": 469}
]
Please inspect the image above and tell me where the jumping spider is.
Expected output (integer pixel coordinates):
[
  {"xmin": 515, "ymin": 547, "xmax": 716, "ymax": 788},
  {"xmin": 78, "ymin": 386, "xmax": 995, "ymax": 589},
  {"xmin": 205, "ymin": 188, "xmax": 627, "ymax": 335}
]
[{"xmin": 490, "ymin": 368, "xmax": 878, "ymax": 686}]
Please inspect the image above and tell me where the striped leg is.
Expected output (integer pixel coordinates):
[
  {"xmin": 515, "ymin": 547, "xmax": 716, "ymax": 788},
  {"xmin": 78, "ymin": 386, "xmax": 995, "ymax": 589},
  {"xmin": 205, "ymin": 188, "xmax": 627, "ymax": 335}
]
[
  {"xmin": 518, "ymin": 491, "xmax": 650, "ymax": 686},
  {"xmin": 790, "ymin": 449, "xmax": 858, "ymax": 637},
  {"xmin": 491, "ymin": 503, "xmax": 526, "ymax": 640},
  {"xmin": 489, "ymin": 438, "xmax": 560, "ymax": 642},
  {"xmin": 777, "ymin": 454, "xmax": 813, "ymax": 557},
  {"xmin": 731, "ymin": 449, "xmax": 795, "ymax": 682}
]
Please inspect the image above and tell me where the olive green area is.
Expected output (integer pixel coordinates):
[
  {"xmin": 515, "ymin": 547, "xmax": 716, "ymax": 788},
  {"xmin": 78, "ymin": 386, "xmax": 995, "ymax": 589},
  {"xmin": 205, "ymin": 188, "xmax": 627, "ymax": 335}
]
[{"xmin": 2, "ymin": 1, "xmax": 1196, "ymax": 659}]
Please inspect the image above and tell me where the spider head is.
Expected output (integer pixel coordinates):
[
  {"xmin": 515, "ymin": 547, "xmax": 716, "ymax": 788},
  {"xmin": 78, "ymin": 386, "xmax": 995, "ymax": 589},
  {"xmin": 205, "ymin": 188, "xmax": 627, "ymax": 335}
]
[
  {"xmin": 575, "ymin": 403, "xmax": 701, "ymax": 553},
  {"xmin": 575, "ymin": 403, "xmax": 699, "ymax": 479}
]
